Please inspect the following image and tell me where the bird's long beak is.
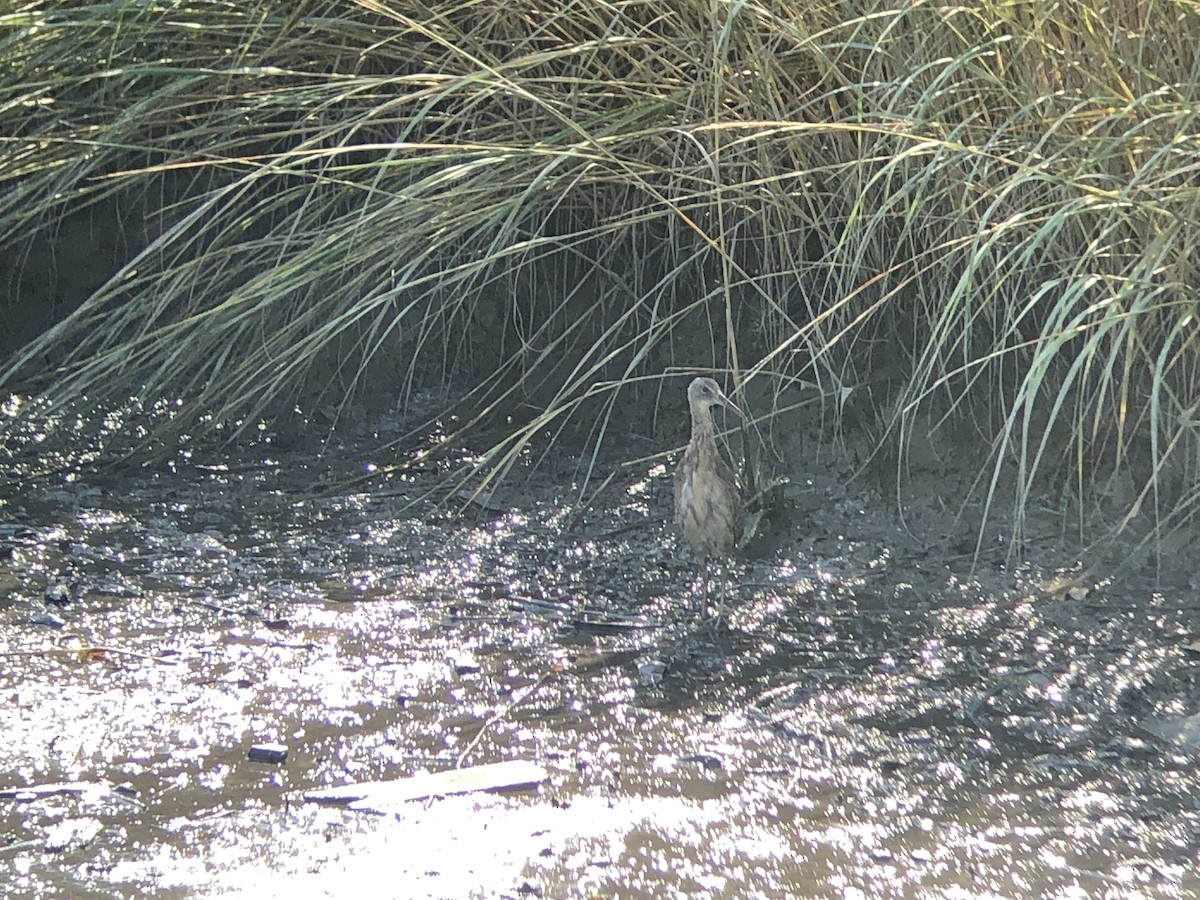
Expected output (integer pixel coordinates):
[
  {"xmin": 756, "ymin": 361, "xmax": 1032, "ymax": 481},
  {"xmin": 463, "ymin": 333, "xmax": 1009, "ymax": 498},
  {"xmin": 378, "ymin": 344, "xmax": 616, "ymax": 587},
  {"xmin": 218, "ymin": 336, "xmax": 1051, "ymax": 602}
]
[{"xmin": 716, "ymin": 388, "xmax": 745, "ymax": 420}]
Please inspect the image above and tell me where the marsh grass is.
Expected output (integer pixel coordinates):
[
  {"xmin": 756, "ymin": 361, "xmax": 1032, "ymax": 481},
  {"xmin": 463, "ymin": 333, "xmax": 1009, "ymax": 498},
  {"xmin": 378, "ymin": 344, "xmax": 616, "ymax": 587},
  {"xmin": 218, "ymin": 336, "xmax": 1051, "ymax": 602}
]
[{"xmin": 2, "ymin": 0, "xmax": 1199, "ymax": 553}]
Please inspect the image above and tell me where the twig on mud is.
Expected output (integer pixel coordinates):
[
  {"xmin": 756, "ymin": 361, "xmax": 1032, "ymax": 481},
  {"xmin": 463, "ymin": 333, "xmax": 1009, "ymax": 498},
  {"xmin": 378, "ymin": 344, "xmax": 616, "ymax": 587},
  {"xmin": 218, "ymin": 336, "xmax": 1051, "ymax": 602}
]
[
  {"xmin": 0, "ymin": 839, "xmax": 42, "ymax": 853},
  {"xmin": 590, "ymin": 519, "xmax": 657, "ymax": 541},
  {"xmin": 455, "ymin": 671, "xmax": 555, "ymax": 768},
  {"xmin": 0, "ymin": 646, "xmax": 178, "ymax": 666},
  {"xmin": 0, "ymin": 780, "xmax": 137, "ymax": 801},
  {"xmin": 185, "ymin": 596, "xmax": 253, "ymax": 616},
  {"xmin": 569, "ymin": 616, "xmax": 659, "ymax": 634}
]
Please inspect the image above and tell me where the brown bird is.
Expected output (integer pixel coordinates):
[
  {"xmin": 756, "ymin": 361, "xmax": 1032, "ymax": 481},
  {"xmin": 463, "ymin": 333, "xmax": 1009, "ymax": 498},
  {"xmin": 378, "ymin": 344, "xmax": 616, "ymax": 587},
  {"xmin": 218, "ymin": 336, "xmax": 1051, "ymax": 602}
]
[{"xmin": 674, "ymin": 376, "xmax": 745, "ymax": 604}]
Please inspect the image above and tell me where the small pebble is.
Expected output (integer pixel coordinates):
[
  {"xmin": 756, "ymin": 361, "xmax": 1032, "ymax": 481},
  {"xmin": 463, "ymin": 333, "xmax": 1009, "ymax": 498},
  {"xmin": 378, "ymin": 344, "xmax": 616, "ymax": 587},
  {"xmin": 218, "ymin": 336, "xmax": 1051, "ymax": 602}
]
[
  {"xmin": 1120, "ymin": 736, "xmax": 1157, "ymax": 758},
  {"xmin": 448, "ymin": 650, "xmax": 481, "ymax": 675},
  {"xmin": 679, "ymin": 754, "xmax": 723, "ymax": 771},
  {"xmin": 45, "ymin": 817, "xmax": 102, "ymax": 853},
  {"xmin": 637, "ymin": 659, "xmax": 664, "ymax": 684},
  {"xmin": 31, "ymin": 613, "xmax": 66, "ymax": 629},
  {"xmin": 44, "ymin": 582, "xmax": 74, "ymax": 606}
]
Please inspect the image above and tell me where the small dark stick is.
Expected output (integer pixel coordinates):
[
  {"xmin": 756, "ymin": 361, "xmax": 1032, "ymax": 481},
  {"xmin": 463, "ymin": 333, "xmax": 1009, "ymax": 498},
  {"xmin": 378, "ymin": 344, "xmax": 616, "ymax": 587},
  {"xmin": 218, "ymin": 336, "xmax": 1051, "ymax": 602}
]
[{"xmin": 673, "ymin": 376, "xmax": 745, "ymax": 606}]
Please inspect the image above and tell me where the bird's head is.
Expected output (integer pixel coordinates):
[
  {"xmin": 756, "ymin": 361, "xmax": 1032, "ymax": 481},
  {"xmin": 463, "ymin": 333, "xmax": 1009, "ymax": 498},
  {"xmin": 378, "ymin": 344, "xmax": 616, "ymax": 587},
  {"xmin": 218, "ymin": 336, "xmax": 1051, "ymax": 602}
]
[{"xmin": 687, "ymin": 377, "xmax": 744, "ymax": 419}]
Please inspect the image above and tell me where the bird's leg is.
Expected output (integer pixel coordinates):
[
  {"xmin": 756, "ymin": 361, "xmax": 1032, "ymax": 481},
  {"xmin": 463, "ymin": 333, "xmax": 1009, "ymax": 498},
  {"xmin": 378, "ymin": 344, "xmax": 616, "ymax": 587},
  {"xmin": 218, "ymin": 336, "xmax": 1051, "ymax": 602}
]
[
  {"xmin": 706, "ymin": 560, "xmax": 729, "ymax": 625},
  {"xmin": 695, "ymin": 559, "xmax": 728, "ymax": 626}
]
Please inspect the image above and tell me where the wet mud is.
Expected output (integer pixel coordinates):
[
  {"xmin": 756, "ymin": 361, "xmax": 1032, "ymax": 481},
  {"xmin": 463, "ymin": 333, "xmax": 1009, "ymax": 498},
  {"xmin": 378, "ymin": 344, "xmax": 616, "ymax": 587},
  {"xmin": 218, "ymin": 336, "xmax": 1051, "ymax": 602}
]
[{"xmin": 2, "ymin": 414, "xmax": 1199, "ymax": 898}]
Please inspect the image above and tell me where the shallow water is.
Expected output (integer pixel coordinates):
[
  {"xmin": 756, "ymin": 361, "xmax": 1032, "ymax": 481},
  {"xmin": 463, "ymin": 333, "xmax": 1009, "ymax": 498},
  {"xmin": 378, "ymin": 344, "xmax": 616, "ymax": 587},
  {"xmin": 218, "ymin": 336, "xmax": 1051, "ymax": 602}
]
[{"xmin": 1, "ymin": 416, "xmax": 1199, "ymax": 898}]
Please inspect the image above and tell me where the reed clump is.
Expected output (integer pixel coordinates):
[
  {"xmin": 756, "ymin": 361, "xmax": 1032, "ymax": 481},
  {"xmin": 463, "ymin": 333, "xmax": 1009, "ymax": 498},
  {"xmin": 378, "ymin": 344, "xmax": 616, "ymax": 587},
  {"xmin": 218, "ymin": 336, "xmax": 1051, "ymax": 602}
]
[{"xmin": 2, "ymin": 0, "xmax": 1198, "ymax": 545}]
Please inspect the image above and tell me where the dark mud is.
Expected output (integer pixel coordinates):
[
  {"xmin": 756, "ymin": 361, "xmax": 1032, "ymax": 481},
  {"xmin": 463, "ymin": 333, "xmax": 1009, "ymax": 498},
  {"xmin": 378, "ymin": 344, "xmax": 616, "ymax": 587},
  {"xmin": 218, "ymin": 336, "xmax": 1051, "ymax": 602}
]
[{"xmin": 2, "ymin": 410, "xmax": 1199, "ymax": 899}]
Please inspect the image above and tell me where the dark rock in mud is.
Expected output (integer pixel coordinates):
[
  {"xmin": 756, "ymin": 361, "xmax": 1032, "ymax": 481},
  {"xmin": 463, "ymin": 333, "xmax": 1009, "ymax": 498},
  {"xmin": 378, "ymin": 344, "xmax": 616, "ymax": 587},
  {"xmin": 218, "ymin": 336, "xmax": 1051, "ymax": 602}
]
[{"xmin": 247, "ymin": 743, "xmax": 289, "ymax": 764}]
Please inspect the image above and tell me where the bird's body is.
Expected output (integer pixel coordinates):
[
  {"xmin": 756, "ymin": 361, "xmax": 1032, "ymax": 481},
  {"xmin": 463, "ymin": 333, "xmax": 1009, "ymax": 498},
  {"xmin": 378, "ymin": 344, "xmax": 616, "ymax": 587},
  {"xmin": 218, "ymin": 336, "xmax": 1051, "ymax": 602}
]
[{"xmin": 674, "ymin": 377, "xmax": 744, "ymax": 597}]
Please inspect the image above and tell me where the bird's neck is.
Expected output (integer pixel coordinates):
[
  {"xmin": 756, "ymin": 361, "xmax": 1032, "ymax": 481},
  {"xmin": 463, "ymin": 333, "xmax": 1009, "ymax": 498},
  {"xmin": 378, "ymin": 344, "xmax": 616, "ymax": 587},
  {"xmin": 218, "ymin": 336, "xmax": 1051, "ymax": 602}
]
[{"xmin": 689, "ymin": 404, "xmax": 716, "ymax": 442}]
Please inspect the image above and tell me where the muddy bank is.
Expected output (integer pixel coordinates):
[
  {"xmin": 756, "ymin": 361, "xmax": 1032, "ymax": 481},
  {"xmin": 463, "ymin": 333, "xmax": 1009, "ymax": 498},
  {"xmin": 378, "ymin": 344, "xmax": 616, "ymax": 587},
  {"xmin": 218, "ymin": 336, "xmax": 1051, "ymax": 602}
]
[{"xmin": 1, "ymin": 412, "xmax": 1198, "ymax": 898}]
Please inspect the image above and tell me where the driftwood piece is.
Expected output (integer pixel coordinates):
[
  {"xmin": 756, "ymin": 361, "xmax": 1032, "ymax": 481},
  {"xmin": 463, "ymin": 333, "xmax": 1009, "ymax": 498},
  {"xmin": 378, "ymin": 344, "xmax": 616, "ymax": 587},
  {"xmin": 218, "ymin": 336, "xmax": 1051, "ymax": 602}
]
[{"xmin": 305, "ymin": 760, "xmax": 547, "ymax": 813}]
